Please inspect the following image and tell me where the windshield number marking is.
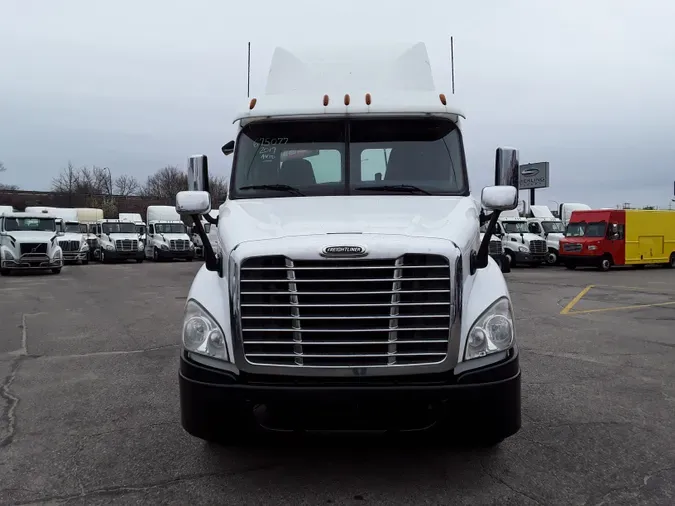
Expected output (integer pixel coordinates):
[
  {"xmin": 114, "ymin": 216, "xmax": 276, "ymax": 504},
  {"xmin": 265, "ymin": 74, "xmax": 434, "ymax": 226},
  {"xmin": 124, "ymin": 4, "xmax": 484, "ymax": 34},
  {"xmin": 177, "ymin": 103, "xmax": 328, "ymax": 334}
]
[{"xmin": 253, "ymin": 137, "xmax": 288, "ymax": 148}]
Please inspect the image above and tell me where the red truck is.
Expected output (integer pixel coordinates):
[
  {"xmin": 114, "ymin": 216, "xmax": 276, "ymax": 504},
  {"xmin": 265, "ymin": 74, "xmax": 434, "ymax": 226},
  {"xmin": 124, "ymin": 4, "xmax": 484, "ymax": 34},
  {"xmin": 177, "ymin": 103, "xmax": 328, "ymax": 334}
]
[{"xmin": 559, "ymin": 209, "xmax": 675, "ymax": 271}]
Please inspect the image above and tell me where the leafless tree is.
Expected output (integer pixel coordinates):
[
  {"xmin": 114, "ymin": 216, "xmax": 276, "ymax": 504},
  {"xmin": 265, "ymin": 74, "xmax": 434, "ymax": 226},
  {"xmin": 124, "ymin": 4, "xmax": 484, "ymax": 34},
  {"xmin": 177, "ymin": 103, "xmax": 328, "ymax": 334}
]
[
  {"xmin": 209, "ymin": 175, "xmax": 228, "ymax": 204},
  {"xmin": 114, "ymin": 174, "xmax": 140, "ymax": 196},
  {"xmin": 141, "ymin": 165, "xmax": 188, "ymax": 202},
  {"xmin": 51, "ymin": 162, "xmax": 80, "ymax": 194}
]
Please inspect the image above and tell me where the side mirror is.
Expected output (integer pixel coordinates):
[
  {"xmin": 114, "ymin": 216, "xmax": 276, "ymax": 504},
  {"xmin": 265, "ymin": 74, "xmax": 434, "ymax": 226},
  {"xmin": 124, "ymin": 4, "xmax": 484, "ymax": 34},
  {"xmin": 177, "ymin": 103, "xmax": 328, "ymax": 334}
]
[
  {"xmin": 481, "ymin": 186, "xmax": 518, "ymax": 211},
  {"xmin": 187, "ymin": 155, "xmax": 210, "ymax": 192},
  {"xmin": 204, "ymin": 223, "xmax": 211, "ymax": 234},
  {"xmin": 495, "ymin": 147, "xmax": 520, "ymax": 201},
  {"xmin": 221, "ymin": 140, "xmax": 235, "ymax": 156},
  {"xmin": 176, "ymin": 191, "xmax": 212, "ymax": 215}
]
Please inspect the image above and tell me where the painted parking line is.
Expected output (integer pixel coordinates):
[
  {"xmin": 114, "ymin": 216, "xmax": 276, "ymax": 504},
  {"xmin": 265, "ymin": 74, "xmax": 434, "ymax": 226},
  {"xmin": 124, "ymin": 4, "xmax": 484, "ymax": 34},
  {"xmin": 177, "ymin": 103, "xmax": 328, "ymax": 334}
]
[
  {"xmin": 560, "ymin": 284, "xmax": 675, "ymax": 315},
  {"xmin": 560, "ymin": 285, "xmax": 594, "ymax": 315}
]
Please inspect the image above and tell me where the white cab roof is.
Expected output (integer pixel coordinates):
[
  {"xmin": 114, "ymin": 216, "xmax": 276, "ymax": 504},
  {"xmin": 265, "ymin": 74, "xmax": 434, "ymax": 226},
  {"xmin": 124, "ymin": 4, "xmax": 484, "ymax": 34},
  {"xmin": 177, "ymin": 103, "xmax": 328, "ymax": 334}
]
[{"xmin": 235, "ymin": 42, "xmax": 464, "ymax": 125}]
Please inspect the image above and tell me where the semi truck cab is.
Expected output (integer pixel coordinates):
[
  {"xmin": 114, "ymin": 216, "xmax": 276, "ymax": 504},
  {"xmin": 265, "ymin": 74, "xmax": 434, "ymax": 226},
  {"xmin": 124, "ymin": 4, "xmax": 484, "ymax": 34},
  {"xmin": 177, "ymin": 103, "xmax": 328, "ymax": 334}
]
[
  {"xmin": 174, "ymin": 42, "xmax": 523, "ymax": 447},
  {"xmin": 497, "ymin": 213, "xmax": 547, "ymax": 267},
  {"xmin": 96, "ymin": 219, "xmax": 145, "ymax": 263},
  {"xmin": 0, "ymin": 210, "xmax": 64, "ymax": 275}
]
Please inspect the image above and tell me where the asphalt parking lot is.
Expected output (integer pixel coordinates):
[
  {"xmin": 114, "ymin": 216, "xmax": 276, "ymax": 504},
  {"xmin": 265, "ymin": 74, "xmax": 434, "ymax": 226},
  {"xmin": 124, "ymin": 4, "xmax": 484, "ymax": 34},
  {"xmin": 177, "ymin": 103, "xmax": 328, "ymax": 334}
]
[{"xmin": 1, "ymin": 262, "xmax": 674, "ymax": 505}]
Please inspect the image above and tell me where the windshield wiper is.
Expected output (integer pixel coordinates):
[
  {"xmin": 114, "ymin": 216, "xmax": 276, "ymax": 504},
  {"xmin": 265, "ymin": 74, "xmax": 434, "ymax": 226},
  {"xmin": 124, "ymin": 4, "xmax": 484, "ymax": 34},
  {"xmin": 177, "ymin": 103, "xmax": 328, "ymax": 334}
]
[
  {"xmin": 238, "ymin": 184, "xmax": 305, "ymax": 196},
  {"xmin": 354, "ymin": 184, "xmax": 431, "ymax": 195}
]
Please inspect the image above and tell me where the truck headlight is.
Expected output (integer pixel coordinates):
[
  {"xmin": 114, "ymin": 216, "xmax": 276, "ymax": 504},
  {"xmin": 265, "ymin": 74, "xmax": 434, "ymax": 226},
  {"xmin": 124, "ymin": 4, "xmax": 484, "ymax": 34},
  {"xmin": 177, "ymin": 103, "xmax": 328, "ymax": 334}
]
[
  {"xmin": 465, "ymin": 297, "xmax": 514, "ymax": 360},
  {"xmin": 518, "ymin": 245, "xmax": 529, "ymax": 253},
  {"xmin": 81, "ymin": 243, "xmax": 89, "ymax": 251},
  {"xmin": 182, "ymin": 299, "xmax": 228, "ymax": 361},
  {"xmin": 3, "ymin": 250, "xmax": 15, "ymax": 260},
  {"xmin": 54, "ymin": 250, "xmax": 62, "ymax": 259},
  {"xmin": 160, "ymin": 243, "xmax": 169, "ymax": 251},
  {"xmin": 105, "ymin": 244, "xmax": 115, "ymax": 251},
  {"xmin": 138, "ymin": 241, "xmax": 144, "ymax": 250},
  {"xmin": 588, "ymin": 245, "xmax": 597, "ymax": 251}
]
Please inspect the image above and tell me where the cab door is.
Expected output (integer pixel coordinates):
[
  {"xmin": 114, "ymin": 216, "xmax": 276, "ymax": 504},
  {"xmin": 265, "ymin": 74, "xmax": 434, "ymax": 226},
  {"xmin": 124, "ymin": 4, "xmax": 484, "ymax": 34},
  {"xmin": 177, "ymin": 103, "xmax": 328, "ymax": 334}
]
[{"xmin": 145, "ymin": 225, "xmax": 154, "ymax": 259}]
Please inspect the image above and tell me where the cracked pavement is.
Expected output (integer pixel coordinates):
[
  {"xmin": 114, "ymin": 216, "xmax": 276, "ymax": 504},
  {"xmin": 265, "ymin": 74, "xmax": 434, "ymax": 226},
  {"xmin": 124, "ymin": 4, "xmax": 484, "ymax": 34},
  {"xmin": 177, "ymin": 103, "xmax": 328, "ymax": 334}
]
[{"xmin": 0, "ymin": 262, "xmax": 674, "ymax": 505}]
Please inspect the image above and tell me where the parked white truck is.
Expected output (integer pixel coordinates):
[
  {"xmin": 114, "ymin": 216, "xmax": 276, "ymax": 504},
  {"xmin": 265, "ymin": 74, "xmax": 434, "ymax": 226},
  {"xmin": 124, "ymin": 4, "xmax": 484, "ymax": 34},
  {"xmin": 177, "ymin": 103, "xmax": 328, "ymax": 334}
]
[
  {"xmin": 0, "ymin": 210, "xmax": 64, "ymax": 275},
  {"xmin": 76, "ymin": 208, "xmax": 104, "ymax": 260},
  {"xmin": 174, "ymin": 43, "xmax": 522, "ymax": 447},
  {"xmin": 524, "ymin": 205, "xmax": 566, "ymax": 265},
  {"xmin": 146, "ymin": 205, "xmax": 195, "ymax": 261},
  {"xmin": 119, "ymin": 213, "xmax": 147, "ymax": 244},
  {"xmin": 96, "ymin": 219, "xmax": 145, "ymax": 263},
  {"xmin": 497, "ymin": 209, "xmax": 547, "ymax": 267},
  {"xmin": 27, "ymin": 207, "xmax": 90, "ymax": 264},
  {"xmin": 559, "ymin": 202, "xmax": 591, "ymax": 227}
]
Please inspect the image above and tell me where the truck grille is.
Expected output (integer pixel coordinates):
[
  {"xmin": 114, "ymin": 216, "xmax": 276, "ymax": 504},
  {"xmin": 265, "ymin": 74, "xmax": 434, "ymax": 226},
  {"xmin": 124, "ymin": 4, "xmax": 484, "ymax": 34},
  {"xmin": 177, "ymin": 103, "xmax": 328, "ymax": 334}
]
[
  {"xmin": 170, "ymin": 239, "xmax": 190, "ymax": 251},
  {"xmin": 58, "ymin": 240, "xmax": 80, "ymax": 252},
  {"xmin": 20, "ymin": 243, "xmax": 48, "ymax": 255},
  {"xmin": 239, "ymin": 254, "xmax": 451, "ymax": 368},
  {"xmin": 529, "ymin": 240, "xmax": 547, "ymax": 254},
  {"xmin": 488, "ymin": 240, "xmax": 503, "ymax": 256},
  {"xmin": 115, "ymin": 240, "xmax": 138, "ymax": 251},
  {"xmin": 563, "ymin": 243, "xmax": 582, "ymax": 252}
]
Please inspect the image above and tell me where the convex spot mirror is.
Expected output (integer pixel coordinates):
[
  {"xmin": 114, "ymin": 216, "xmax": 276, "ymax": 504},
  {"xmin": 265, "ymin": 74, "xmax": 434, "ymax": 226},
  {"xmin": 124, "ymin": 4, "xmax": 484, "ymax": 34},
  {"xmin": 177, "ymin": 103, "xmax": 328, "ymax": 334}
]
[
  {"xmin": 176, "ymin": 191, "xmax": 212, "ymax": 216},
  {"xmin": 481, "ymin": 186, "xmax": 518, "ymax": 211}
]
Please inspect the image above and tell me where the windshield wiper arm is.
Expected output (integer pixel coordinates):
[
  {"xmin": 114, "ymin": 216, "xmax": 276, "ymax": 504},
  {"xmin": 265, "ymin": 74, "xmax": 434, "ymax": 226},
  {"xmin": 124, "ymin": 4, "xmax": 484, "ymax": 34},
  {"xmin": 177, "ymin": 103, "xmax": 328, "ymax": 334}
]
[
  {"xmin": 238, "ymin": 184, "xmax": 305, "ymax": 196},
  {"xmin": 354, "ymin": 184, "xmax": 431, "ymax": 195}
]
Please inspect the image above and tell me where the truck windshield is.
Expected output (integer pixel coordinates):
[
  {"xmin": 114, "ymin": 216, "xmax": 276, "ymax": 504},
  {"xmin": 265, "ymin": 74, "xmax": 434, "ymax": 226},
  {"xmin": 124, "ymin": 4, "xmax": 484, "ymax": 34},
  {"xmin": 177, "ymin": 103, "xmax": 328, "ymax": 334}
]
[
  {"xmin": 64, "ymin": 223, "xmax": 81, "ymax": 233},
  {"xmin": 501, "ymin": 221, "xmax": 529, "ymax": 233},
  {"xmin": 541, "ymin": 221, "xmax": 565, "ymax": 233},
  {"xmin": 102, "ymin": 223, "xmax": 136, "ymax": 234},
  {"xmin": 230, "ymin": 117, "xmax": 468, "ymax": 199},
  {"xmin": 4, "ymin": 217, "xmax": 56, "ymax": 232},
  {"xmin": 566, "ymin": 221, "xmax": 607, "ymax": 237},
  {"xmin": 155, "ymin": 223, "xmax": 186, "ymax": 234}
]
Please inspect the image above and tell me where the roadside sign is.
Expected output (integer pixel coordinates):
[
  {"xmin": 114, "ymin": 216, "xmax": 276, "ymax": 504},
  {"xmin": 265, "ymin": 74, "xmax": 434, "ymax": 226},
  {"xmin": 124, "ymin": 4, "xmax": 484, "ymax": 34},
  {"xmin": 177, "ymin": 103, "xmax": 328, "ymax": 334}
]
[{"xmin": 519, "ymin": 162, "xmax": 549, "ymax": 190}]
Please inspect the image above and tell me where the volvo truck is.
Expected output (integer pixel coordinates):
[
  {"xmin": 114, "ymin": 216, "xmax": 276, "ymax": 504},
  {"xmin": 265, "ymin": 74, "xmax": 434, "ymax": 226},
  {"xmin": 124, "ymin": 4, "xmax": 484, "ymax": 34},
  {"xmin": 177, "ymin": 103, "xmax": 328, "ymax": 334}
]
[
  {"xmin": 174, "ymin": 43, "xmax": 522, "ymax": 447},
  {"xmin": 0, "ymin": 210, "xmax": 64, "ymax": 275}
]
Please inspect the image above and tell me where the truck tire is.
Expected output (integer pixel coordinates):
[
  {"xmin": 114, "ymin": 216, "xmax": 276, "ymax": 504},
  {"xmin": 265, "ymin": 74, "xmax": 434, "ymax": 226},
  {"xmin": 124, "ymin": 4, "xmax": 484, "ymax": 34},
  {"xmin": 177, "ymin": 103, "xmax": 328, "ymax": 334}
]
[
  {"xmin": 504, "ymin": 250, "xmax": 516, "ymax": 268},
  {"xmin": 153, "ymin": 248, "xmax": 160, "ymax": 262},
  {"xmin": 668, "ymin": 254, "xmax": 675, "ymax": 268},
  {"xmin": 100, "ymin": 250, "xmax": 108, "ymax": 264},
  {"xmin": 501, "ymin": 257, "xmax": 511, "ymax": 273},
  {"xmin": 546, "ymin": 249, "xmax": 558, "ymax": 265},
  {"xmin": 51, "ymin": 268, "xmax": 62, "ymax": 274},
  {"xmin": 598, "ymin": 256, "xmax": 612, "ymax": 272}
]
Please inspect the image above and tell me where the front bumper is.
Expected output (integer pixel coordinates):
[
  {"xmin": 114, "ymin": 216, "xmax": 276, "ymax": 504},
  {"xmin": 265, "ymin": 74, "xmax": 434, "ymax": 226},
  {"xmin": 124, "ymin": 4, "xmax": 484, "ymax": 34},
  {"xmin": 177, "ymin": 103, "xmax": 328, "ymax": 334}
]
[
  {"xmin": 62, "ymin": 251, "xmax": 88, "ymax": 262},
  {"xmin": 1, "ymin": 256, "xmax": 63, "ymax": 269},
  {"xmin": 103, "ymin": 249, "xmax": 144, "ymax": 261},
  {"xmin": 515, "ymin": 251, "xmax": 546, "ymax": 264},
  {"xmin": 559, "ymin": 254, "xmax": 601, "ymax": 267},
  {"xmin": 179, "ymin": 348, "xmax": 521, "ymax": 436},
  {"xmin": 158, "ymin": 249, "xmax": 195, "ymax": 259}
]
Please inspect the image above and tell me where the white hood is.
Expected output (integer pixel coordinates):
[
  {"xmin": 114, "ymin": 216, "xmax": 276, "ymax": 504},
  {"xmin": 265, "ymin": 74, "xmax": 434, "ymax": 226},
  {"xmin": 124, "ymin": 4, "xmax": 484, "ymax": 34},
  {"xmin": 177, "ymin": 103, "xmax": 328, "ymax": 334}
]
[
  {"xmin": 219, "ymin": 195, "xmax": 478, "ymax": 251},
  {"xmin": 103, "ymin": 233, "xmax": 140, "ymax": 241},
  {"xmin": 503, "ymin": 232, "xmax": 542, "ymax": 244},
  {"xmin": 9, "ymin": 231, "xmax": 57, "ymax": 243},
  {"xmin": 156, "ymin": 232, "xmax": 190, "ymax": 240},
  {"xmin": 59, "ymin": 232, "xmax": 85, "ymax": 242}
]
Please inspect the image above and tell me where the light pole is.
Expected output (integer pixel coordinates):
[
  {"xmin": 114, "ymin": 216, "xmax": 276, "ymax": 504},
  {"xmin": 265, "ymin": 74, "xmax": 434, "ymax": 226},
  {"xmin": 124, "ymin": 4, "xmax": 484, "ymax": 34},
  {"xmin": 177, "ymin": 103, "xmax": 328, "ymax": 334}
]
[{"xmin": 102, "ymin": 167, "xmax": 112, "ymax": 196}]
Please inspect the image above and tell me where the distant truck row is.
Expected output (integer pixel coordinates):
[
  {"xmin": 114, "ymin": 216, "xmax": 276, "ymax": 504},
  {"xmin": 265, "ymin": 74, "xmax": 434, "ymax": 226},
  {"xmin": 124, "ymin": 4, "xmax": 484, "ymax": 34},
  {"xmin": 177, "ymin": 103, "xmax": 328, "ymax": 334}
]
[{"xmin": 0, "ymin": 204, "xmax": 221, "ymax": 275}]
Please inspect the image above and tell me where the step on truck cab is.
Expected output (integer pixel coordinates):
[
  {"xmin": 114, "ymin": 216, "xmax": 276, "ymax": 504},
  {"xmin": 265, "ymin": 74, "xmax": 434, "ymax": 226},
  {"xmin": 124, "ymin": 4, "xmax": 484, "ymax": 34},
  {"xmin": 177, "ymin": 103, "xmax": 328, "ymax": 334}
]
[
  {"xmin": 525, "ymin": 205, "xmax": 566, "ymax": 265},
  {"xmin": 146, "ymin": 205, "xmax": 195, "ymax": 261},
  {"xmin": 174, "ymin": 43, "xmax": 523, "ymax": 447},
  {"xmin": 0, "ymin": 209, "xmax": 64, "ymax": 275},
  {"xmin": 95, "ymin": 219, "xmax": 145, "ymax": 263},
  {"xmin": 497, "ymin": 210, "xmax": 547, "ymax": 267},
  {"xmin": 560, "ymin": 209, "xmax": 675, "ymax": 271}
]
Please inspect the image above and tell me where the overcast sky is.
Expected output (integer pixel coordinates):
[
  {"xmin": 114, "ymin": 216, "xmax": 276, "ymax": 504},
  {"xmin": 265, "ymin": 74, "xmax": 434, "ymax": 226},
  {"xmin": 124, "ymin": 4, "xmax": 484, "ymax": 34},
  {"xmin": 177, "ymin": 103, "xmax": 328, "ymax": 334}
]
[{"xmin": 1, "ymin": 0, "xmax": 674, "ymax": 209}]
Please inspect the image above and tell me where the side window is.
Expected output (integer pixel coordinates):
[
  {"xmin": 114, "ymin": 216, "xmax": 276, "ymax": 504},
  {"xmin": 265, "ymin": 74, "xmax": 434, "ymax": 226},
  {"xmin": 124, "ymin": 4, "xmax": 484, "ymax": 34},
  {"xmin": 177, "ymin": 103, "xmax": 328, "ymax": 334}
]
[
  {"xmin": 360, "ymin": 148, "xmax": 391, "ymax": 182},
  {"xmin": 303, "ymin": 150, "xmax": 342, "ymax": 184},
  {"xmin": 149, "ymin": 225, "xmax": 155, "ymax": 235},
  {"xmin": 616, "ymin": 224, "xmax": 625, "ymax": 240}
]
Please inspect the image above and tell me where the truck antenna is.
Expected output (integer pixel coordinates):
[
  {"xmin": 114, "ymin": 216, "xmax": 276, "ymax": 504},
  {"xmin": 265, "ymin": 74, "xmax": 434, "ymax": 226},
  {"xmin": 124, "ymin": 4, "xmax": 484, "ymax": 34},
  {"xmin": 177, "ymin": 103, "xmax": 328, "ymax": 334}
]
[
  {"xmin": 247, "ymin": 42, "xmax": 251, "ymax": 98},
  {"xmin": 450, "ymin": 36, "xmax": 455, "ymax": 94}
]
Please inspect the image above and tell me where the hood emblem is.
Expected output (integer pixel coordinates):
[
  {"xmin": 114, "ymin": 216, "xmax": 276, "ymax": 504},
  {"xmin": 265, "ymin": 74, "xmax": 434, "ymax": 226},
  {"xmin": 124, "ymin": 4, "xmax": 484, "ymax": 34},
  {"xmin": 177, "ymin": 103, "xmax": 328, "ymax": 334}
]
[{"xmin": 321, "ymin": 245, "xmax": 368, "ymax": 258}]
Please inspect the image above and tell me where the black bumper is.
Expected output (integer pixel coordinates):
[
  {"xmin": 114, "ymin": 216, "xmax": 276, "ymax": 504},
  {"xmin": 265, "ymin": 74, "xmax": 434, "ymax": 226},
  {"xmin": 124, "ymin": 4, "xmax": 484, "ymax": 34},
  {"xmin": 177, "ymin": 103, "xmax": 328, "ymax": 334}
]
[
  {"xmin": 105, "ymin": 250, "xmax": 144, "ymax": 261},
  {"xmin": 515, "ymin": 251, "xmax": 546, "ymax": 264},
  {"xmin": 179, "ymin": 349, "xmax": 521, "ymax": 436},
  {"xmin": 158, "ymin": 249, "xmax": 195, "ymax": 260},
  {"xmin": 560, "ymin": 254, "xmax": 601, "ymax": 267}
]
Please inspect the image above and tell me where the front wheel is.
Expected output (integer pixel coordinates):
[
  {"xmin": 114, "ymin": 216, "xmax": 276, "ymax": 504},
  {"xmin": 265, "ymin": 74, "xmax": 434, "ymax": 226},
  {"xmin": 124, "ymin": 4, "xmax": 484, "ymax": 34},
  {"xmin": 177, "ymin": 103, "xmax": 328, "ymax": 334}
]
[
  {"xmin": 100, "ymin": 250, "xmax": 107, "ymax": 264},
  {"xmin": 153, "ymin": 248, "xmax": 160, "ymax": 262},
  {"xmin": 546, "ymin": 250, "xmax": 558, "ymax": 265},
  {"xmin": 668, "ymin": 254, "xmax": 675, "ymax": 268},
  {"xmin": 504, "ymin": 250, "xmax": 516, "ymax": 268},
  {"xmin": 51, "ymin": 268, "xmax": 62, "ymax": 274},
  {"xmin": 598, "ymin": 256, "xmax": 612, "ymax": 272}
]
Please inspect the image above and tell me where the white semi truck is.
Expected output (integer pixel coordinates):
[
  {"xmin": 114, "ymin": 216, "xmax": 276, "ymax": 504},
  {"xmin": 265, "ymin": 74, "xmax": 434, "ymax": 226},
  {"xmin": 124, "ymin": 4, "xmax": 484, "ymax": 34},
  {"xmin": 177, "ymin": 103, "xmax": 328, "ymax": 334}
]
[
  {"xmin": 524, "ymin": 205, "xmax": 566, "ymax": 265},
  {"xmin": 26, "ymin": 207, "xmax": 90, "ymax": 265},
  {"xmin": 146, "ymin": 205, "xmax": 195, "ymax": 261},
  {"xmin": 119, "ymin": 213, "xmax": 147, "ymax": 244},
  {"xmin": 95, "ymin": 219, "xmax": 145, "ymax": 263},
  {"xmin": 0, "ymin": 209, "xmax": 64, "ymax": 275},
  {"xmin": 497, "ymin": 209, "xmax": 547, "ymax": 267},
  {"xmin": 174, "ymin": 43, "xmax": 522, "ymax": 447}
]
